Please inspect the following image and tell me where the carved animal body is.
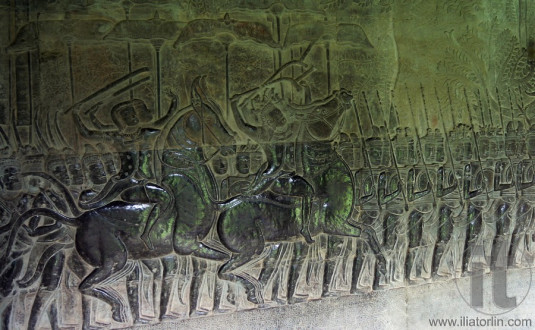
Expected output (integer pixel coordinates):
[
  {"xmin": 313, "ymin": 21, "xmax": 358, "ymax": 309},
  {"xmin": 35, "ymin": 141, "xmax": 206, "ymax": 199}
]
[
  {"xmin": 2, "ymin": 167, "xmax": 386, "ymax": 320},
  {"xmin": 217, "ymin": 173, "xmax": 386, "ymax": 303},
  {"xmin": 1, "ymin": 172, "xmax": 226, "ymax": 323}
]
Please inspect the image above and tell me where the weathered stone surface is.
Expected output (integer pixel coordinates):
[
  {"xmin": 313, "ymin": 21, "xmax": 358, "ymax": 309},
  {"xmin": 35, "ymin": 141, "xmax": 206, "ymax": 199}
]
[{"xmin": 0, "ymin": 0, "xmax": 534, "ymax": 328}]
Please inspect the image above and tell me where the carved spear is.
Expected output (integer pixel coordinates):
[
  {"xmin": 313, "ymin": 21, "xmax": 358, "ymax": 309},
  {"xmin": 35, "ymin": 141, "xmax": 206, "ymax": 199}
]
[
  {"xmin": 436, "ymin": 87, "xmax": 463, "ymax": 204},
  {"xmin": 464, "ymin": 87, "xmax": 490, "ymax": 201},
  {"xmin": 352, "ymin": 93, "xmax": 376, "ymax": 203},
  {"xmin": 407, "ymin": 85, "xmax": 436, "ymax": 206},
  {"xmin": 371, "ymin": 91, "xmax": 409, "ymax": 211}
]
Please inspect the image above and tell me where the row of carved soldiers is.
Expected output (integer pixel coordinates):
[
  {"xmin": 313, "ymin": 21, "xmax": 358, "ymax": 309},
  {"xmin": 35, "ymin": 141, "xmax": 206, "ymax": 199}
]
[
  {"xmin": 335, "ymin": 122, "xmax": 535, "ymax": 284},
  {"xmin": 338, "ymin": 120, "xmax": 533, "ymax": 168},
  {"xmin": 1, "ymin": 150, "xmax": 535, "ymax": 287},
  {"xmin": 0, "ymin": 144, "xmax": 118, "ymax": 193},
  {"xmin": 1, "ymin": 136, "xmax": 535, "ymax": 199},
  {"xmin": 350, "ymin": 161, "xmax": 535, "ymax": 285},
  {"xmin": 0, "ymin": 143, "xmax": 267, "ymax": 194}
]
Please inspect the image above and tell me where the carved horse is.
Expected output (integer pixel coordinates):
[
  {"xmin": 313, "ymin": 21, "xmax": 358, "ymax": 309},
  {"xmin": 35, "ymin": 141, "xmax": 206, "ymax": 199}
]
[
  {"xmin": 1, "ymin": 163, "xmax": 386, "ymax": 320},
  {"xmin": 217, "ymin": 174, "xmax": 387, "ymax": 304},
  {"xmin": 0, "ymin": 171, "xmax": 228, "ymax": 323}
]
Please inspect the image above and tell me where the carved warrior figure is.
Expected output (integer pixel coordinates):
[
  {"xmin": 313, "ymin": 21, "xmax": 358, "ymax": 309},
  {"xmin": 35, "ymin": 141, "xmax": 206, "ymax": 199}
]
[
  {"xmin": 512, "ymin": 159, "xmax": 535, "ymax": 266},
  {"xmin": 406, "ymin": 166, "xmax": 436, "ymax": 281},
  {"xmin": 73, "ymin": 94, "xmax": 178, "ymax": 248},
  {"xmin": 161, "ymin": 75, "xmax": 236, "ymax": 200},
  {"xmin": 1, "ymin": 76, "xmax": 387, "ymax": 317},
  {"xmin": 433, "ymin": 164, "xmax": 462, "ymax": 276},
  {"xmin": 231, "ymin": 85, "xmax": 361, "ymax": 244}
]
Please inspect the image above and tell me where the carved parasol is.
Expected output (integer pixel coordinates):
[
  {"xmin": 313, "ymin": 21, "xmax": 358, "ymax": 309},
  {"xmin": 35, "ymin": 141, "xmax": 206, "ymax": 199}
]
[
  {"xmin": 284, "ymin": 21, "xmax": 374, "ymax": 97},
  {"xmin": 174, "ymin": 13, "xmax": 279, "ymax": 116},
  {"xmin": 105, "ymin": 11, "xmax": 182, "ymax": 117}
]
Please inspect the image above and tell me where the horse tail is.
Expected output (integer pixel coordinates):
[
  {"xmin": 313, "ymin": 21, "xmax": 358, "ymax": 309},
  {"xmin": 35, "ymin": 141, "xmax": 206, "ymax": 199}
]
[
  {"xmin": 20, "ymin": 208, "xmax": 81, "ymax": 227},
  {"xmin": 0, "ymin": 208, "xmax": 80, "ymax": 266},
  {"xmin": 17, "ymin": 242, "xmax": 73, "ymax": 288},
  {"xmin": 22, "ymin": 172, "xmax": 82, "ymax": 217}
]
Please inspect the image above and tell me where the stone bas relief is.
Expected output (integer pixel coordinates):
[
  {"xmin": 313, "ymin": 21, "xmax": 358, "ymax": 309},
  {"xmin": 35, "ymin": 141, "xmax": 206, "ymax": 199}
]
[{"xmin": 0, "ymin": 0, "xmax": 534, "ymax": 328}]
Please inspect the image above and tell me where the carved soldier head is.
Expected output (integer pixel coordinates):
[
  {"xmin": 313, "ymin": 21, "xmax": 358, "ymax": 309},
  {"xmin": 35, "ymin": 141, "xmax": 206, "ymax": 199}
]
[
  {"xmin": 367, "ymin": 126, "xmax": 391, "ymax": 168},
  {"xmin": 111, "ymin": 99, "xmax": 152, "ymax": 132},
  {"xmin": 423, "ymin": 128, "xmax": 445, "ymax": 164},
  {"xmin": 434, "ymin": 129, "xmax": 445, "ymax": 162},
  {"xmin": 505, "ymin": 120, "xmax": 526, "ymax": 158},
  {"xmin": 338, "ymin": 133, "xmax": 364, "ymax": 170},
  {"xmin": 237, "ymin": 144, "xmax": 263, "ymax": 175},
  {"xmin": 97, "ymin": 144, "xmax": 118, "ymax": 177},
  {"xmin": 64, "ymin": 148, "xmax": 84, "ymax": 186},
  {"xmin": 46, "ymin": 149, "xmax": 70, "ymax": 186},
  {"xmin": 236, "ymin": 152, "xmax": 251, "ymax": 175},
  {"xmin": 212, "ymin": 155, "xmax": 228, "ymax": 175},
  {"xmin": 82, "ymin": 144, "xmax": 107, "ymax": 185},
  {"xmin": 450, "ymin": 124, "xmax": 472, "ymax": 162},
  {"xmin": 394, "ymin": 127, "xmax": 416, "ymax": 166},
  {"xmin": 477, "ymin": 129, "xmax": 491, "ymax": 160},
  {"xmin": 1, "ymin": 159, "xmax": 21, "ymax": 191}
]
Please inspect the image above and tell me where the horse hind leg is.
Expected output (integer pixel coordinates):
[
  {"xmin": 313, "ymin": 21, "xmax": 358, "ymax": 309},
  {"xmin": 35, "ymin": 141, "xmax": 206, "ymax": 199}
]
[
  {"xmin": 217, "ymin": 221, "xmax": 267, "ymax": 305},
  {"xmin": 79, "ymin": 257, "xmax": 128, "ymax": 323},
  {"xmin": 218, "ymin": 251, "xmax": 265, "ymax": 305}
]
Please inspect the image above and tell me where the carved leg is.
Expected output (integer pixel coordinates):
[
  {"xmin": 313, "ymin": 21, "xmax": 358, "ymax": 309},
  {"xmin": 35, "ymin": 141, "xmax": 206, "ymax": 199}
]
[
  {"xmin": 463, "ymin": 205, "xmax": 483, "ymax": 273},
  {"xmin": 126, "ymin": 264, "xmax": 141, "ymax": 324},
  {"xmin": 407, "ymin": 211, "xmax": 423, "ymax": 281},
  {"xmin": 338, "ymin": 219, "xmax": 387, "ymax": 284},
  {"xmin": 218, "ymin": 220, "xmax": 265, "ymax": 304},
  {"xmin": 218, "ymin": 252, "xmax": 263, "ymax": 305},
  {"xmin": 120, "ymin": 183, "xmax": 173, "ymax": 250},
  {"xmin": 28, "ymin": 251, "xmax": 65, "ymax": 329},
  {"xmin": 300, "ymin": 195, "xmax": 315, "ymax": 244},
  {"xmin": 79, "ymin": 257, "xmax": 128, "ymax": 323}
]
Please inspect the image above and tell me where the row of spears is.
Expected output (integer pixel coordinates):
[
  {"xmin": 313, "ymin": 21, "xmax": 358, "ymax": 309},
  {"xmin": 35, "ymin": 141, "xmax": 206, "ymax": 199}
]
[{"xmin": 340, "ymin": 86, "xmax": 535, "ymax": 285}]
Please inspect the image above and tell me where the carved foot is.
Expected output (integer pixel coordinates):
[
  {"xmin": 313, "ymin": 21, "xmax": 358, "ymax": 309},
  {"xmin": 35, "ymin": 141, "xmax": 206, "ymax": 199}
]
[
  {"xmin": 245, "ymin": 287, "xmax": 264, "ymax": 305},
  {"xmin": 111, "ymin": 305, "xmax": 127, "ymax": 323},
  {"xmin": 376, "ymin": 256, "xmax": 387, "ymax": 279},
  {"xmin": 301, "ymin": 228, "xmax": 315, "ymax": 244}
]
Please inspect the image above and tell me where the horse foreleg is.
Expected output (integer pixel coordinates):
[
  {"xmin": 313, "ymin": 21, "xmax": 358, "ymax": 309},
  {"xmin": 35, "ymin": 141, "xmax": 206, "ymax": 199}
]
[
  {"xmin": 300, "ymin": 195, "xmax": 315, "ymax": 244},
  {"xmin": 347, "ymin": 220, "xmax": 387, "ymax": 280}
]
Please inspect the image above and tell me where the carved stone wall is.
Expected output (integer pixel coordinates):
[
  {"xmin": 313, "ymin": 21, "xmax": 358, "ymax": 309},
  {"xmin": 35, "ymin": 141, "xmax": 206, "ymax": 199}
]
[{"xmin": 0, "ymin": 0, "xmax": 534, "ymax": 328}]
